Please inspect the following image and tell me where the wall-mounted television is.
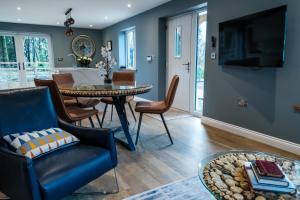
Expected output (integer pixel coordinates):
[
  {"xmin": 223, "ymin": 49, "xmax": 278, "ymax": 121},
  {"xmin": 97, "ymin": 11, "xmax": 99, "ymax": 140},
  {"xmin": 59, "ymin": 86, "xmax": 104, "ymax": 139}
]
[{"xmin": 219, "ymin": 5, "xmax": 287, "ymax": 68}]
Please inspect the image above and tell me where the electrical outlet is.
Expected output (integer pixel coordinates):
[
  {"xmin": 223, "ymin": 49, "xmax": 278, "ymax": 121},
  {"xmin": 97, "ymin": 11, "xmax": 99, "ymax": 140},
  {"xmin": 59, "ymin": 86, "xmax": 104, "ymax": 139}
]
[{"xmin": 238, "ymin": 98, "xmax": 247, "ymax": 107}]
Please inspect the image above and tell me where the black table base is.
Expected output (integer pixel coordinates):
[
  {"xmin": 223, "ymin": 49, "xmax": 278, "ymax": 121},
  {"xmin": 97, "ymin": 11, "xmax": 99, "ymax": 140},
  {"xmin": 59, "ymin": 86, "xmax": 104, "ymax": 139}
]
[{"xmin": 112, "ymin": 96, "xmax": 136, "ymax": 151}]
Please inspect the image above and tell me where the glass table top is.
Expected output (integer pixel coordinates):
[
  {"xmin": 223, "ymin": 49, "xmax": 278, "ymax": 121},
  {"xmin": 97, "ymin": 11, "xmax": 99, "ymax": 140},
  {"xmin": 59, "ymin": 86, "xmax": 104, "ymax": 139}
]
[
  {"xmin": 60, "ymin": 82, "xmax": 149, "ymax": 91},
  {"xmin": 198, "ymin": 150, "xmax": 300, "ymax": 200},
  {"xmin": 59, "ymin": 81, "xmax": 152, "ymax": 97}
]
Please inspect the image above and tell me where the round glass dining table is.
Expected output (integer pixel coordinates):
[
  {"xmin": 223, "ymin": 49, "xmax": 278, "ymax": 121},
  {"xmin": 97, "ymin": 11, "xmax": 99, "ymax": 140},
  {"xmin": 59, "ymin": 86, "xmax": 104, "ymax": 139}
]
[{"xmin": 59, "ymin": 81, "xmax": 152, "ymax": 151}]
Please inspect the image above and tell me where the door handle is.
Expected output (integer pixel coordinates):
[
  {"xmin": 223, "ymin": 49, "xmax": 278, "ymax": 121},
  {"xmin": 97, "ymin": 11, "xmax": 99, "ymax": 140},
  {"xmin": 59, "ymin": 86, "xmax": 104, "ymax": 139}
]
[
  {"xmin": 18, "ymin": 62, "xmax": 21, "ymax": 70},
  {"xmin": 183, "ymin": 62, "xmax": 190, "ymax": 73},
  {"xmin": 22, "ymin": 62, "xmax": 25, "ymax": 70}
]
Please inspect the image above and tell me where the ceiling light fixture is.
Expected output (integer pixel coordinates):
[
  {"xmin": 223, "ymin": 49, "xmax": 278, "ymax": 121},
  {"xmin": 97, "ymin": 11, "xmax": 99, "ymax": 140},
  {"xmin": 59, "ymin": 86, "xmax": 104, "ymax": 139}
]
[
  {"xmin": 127, "ymin": 4, "xmax": 132, "ymax": 8},
  {"xmin": 89, "ymin": 24, "xmax": 93, "ymax": 27},
  {"xmin": 56, "ymin": 22, "xmax": 60, "ymax": 25},
  {"xmin": 64, "ymin": 8, "xmax": 75, "ymax": 37},
  {"xmin": 104, "ymin": 16, "xmax": 108, "ymax": 20},
  {"xmin": 17, "ymin": 7, "xmax": 21, "ymax": 11},
  {"xmin": 17, "ymin": 18, "xmax": 22, "ymax": 22}
]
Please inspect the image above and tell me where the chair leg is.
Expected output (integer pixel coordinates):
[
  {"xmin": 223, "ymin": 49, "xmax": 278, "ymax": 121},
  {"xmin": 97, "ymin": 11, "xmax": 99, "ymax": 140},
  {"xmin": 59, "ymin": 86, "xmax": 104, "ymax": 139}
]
[
  {"xmin": 128, "ymin": 102, "xmax": 137, "ymax": 122},
  {"xmin": 72, "ymin": 168, "xmax": 119, "ymax": 196},
  {"xmin": 89, "ymin": 117, "xmax": 95, "ymax": 128},
  {"xmin": 135, "ymin": 113, "xmax": 143, "ymax": 145},
  {"xmin": 101, "ymin": 104, "xmax": 108, "ymax": 125},
  {"xmin": 79, "ymin": 120, "xmax": 82, "ymax": 127},
  {"xmin": 96, "ymin": 113, "xmax": 102, "ymax": 128},
  {"xmin": 160, "ymin": 114, "xmax": 174, "ymax": 144},
  {"xmin": 110, "ymin": 104, "xmax": 113, "ymax": 121}
]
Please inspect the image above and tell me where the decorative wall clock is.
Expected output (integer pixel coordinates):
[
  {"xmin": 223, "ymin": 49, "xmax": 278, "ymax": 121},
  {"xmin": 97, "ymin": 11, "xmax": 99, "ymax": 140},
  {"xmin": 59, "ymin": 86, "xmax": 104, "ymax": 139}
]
[{"xmin": 71, "ymin": 35, "xmax": 96, "ymax": 57}]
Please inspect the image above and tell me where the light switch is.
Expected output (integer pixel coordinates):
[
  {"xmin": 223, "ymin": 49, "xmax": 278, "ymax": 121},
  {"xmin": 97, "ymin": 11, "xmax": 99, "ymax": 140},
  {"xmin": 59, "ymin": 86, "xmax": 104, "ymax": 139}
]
[
  {"xmin": 211, "ymin": 52, "xmax": 216, "ymax": 60},
  {"xmin": 147, "ymin": 56, "xmax": 152, "ymax": 62}
]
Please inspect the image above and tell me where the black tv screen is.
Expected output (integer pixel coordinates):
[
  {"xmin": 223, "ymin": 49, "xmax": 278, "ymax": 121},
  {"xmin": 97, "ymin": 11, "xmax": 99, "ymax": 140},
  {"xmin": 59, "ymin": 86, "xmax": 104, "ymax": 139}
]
[{"xmin": 219, "ymin": 6, "xmax": 287, "ymax": 67}]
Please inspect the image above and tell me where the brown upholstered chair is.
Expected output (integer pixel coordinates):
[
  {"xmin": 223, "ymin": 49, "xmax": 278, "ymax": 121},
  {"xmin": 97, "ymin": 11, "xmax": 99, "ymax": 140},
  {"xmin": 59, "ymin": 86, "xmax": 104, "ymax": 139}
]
[
  {"xmin": 52, "ymin": 73, "xmax": 101, "ymax": 108},
  {"xmin": 101, "ymin": 71, "xmax": 136, "ymax": 124},
  {"xmin": 52, "ymin": 73, "xmax": 102, "ymax": 126},
  {"xmin": 134, "ymin": 75, "xmax": 179, "ymax": 145},
  {"xmin": 34, "ymin": 79, "xmax": 100, "ymax": 128}
]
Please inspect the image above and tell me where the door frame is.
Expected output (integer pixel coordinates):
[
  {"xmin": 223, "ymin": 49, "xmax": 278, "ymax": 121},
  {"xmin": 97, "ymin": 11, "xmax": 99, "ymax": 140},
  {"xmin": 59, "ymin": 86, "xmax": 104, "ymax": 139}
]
[
  {"xmin": 0, "ymin": 31, "xmax": 54, "ymax": 82},
  {"xmin": 166, "ymin": 8, "xmax": 207, "ymax": 117}
]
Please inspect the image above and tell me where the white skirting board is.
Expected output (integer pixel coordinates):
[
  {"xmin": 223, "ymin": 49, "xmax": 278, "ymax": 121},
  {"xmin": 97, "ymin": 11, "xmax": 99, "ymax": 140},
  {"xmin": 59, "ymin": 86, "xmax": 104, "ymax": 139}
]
[
  {"xmin": 134, "ymin": 96, "xmax": 152, "ymax": 102},
  {"xmin": 201, "ymin": 116, "xmax": 300, "ymax": 155}
]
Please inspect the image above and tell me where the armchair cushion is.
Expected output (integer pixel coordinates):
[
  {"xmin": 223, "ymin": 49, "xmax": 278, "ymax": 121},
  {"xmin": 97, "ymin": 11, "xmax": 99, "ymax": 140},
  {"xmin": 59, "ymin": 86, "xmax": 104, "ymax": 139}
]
[
  {"xmin": 34, "ymin": 144, "xmax": 113, "ymax": 200},
  {"xmin": 3, "ymin": 128, "xmax": 79, "ymax": 159}
]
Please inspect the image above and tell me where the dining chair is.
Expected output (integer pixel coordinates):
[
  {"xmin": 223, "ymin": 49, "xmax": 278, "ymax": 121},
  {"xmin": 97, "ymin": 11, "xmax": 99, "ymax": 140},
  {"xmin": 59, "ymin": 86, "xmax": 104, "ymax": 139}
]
[
  {"xmin": 134, "ymin": 75, "xmax": 179, "ymax": 145},
  {"xmin": 101, "ymin": 71, "xmax": 137, "ymax": 125},
  {"xmin": 52, "ymin": 73, "xmax": 102, "ymax": 126},
  {"xmin": 34, "ymin": 79, "xmax": 101, "ymax": 128},
  {"xmin": 52, "ymin": 73, "xmax": 101, "ymax": 108}
]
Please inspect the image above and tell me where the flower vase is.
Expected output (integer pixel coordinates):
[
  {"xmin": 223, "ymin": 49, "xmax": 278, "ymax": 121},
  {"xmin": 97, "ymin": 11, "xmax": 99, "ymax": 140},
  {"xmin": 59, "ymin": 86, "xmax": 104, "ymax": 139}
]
[{"xmin": 104, "ymin": 74, "xmax": 112, "ymax": 84}]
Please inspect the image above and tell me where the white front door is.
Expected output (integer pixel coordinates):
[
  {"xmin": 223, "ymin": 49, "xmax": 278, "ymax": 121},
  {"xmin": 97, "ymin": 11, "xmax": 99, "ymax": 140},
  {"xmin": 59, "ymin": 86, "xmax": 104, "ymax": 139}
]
[{"xmin": 167, "ymin": 14, "xmax": 193, "ymax": 112}]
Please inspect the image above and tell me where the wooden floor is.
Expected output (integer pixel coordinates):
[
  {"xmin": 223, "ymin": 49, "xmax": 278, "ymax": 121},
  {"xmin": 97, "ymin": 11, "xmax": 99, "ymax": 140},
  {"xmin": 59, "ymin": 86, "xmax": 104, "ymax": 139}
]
[
  {"xmin": 1, "ymin": 106, "xmax": 299, "ymax": 200},
  {"xmin": 70, "ymin": 106, "xmax": 300, "ymax": 200}
]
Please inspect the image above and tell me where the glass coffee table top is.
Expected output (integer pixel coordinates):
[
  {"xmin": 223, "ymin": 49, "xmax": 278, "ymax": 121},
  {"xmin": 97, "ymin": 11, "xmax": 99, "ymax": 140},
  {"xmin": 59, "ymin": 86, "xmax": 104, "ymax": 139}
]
[{"xmin": 198, "ymin": 150, "xmax": 300, "ymax": 200}]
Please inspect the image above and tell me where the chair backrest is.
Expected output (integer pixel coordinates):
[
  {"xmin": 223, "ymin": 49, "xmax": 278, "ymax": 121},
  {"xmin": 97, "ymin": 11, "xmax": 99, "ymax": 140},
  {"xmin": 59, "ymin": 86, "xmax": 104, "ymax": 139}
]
[
  {"xmin": 112, "ymin": 71, "xmax": 135, "ymax": 82},
  {"xmin": 52, "ymin": 73, "xmax": 75, "ymax": 101},
  {"xmin": 0, "ymin": 87, "xmax": 58, "ymax": 136},
  {"xmin": 165, "ymin": 75, "xmax": 180, "ymax": 109},
  {"xmin": 34, "ymin": 79, "xmax": 72, "ymax": 122},
  {"xmin": 52, "ymin": 73, "xmax": 75, "ymax": 85}
]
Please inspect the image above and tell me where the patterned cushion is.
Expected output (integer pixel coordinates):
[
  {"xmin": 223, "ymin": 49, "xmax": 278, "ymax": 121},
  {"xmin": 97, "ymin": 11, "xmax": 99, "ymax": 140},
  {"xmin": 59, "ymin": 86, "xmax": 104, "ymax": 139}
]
[{"xmin": 2, "ymin": 128, "xmax": 79, "ymax": 159}]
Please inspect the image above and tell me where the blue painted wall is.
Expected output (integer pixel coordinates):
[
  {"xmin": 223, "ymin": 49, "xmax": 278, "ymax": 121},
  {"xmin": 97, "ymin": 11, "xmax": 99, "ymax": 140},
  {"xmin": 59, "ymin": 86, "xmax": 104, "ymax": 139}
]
[
  {"xmin": 0, "ymin": 22, "xmax": 103, "ymax": 68},
  {"xmin": 204, "ymin": 0, "xmax": 300, "ymax": 144},
  {"xmin": 101, "ymin": 0, "xmax": 206, "ymax": 100}
]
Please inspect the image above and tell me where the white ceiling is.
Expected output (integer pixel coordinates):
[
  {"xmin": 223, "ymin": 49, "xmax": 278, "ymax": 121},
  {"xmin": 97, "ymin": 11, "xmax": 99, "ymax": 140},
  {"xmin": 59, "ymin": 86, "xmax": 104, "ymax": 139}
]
[{"xmin": 0, "ymin": 0, "xmax": 171, "ymax": 29}]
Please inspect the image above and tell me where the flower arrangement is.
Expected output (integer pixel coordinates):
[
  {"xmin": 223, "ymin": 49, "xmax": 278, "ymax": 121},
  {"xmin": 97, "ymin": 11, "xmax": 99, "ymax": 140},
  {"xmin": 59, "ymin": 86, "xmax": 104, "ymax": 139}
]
[
  {"xmin": 96, "ymin": 46, "xmax": 117, "ymax": 83},
  {"xmin": 77, "ymin": 56, "xmax": 92, "ymax": 67}
]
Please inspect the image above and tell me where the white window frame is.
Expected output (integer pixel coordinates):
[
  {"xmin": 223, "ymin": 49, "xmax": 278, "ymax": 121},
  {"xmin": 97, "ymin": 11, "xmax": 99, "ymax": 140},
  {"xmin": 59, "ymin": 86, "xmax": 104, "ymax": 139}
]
[{"xmin": 124, "ymin": 28, "xmax": 136, "ymax": 70}]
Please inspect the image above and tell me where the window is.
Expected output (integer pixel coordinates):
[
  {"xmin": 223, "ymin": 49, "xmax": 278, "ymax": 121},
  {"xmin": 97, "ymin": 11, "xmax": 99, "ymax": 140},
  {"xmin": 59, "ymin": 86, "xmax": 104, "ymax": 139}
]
[
  {"xmin": 0, "ymin": 32, "xmax": 53, "ymax": 83},
  {"xmin": 125, "ymin": 29, "xmax": 136, "ymax": 69},
  {"xmin": 0, "ymin": 35, "xmax": 18, "ymax": 82},
  {"xmin": 175, "ymin": 26, "xmax": 182, "ymax": 58},
  {"xmin": 23, "ymin": 36, "xmax": 52, "ymax": 81}
]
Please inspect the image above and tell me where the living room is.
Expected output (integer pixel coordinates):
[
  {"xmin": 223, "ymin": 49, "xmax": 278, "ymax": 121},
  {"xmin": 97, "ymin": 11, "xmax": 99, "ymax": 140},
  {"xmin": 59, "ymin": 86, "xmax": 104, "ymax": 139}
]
[{"xmin": 0, "ymin": 0, "xmax": 299, "ymax": 200}]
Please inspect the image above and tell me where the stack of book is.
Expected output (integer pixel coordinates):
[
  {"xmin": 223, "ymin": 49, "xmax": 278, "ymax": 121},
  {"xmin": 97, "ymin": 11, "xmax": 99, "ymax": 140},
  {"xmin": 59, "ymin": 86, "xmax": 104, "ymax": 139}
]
[{"xmin": 244, "ymin": 160, "xmax": 296, "ymax": 193}]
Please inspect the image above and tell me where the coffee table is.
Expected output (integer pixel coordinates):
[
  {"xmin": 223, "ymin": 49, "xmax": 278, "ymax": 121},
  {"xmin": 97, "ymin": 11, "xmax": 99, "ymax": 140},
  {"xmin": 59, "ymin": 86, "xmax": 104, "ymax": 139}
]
[{"xmin": 198, "ymin": 150, "xmax": 300, "ymax": 200}]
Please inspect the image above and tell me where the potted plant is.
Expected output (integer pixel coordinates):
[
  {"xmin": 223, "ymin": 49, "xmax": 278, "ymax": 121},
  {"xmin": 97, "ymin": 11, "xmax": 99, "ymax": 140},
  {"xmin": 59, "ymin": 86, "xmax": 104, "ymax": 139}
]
[
  {"xmin": 77, "ymin": 56, "xmax": 92, "ymax": 67},
  {"xmin": 96, "ymin": 46, "xmax": 117, "ymax": 83}
]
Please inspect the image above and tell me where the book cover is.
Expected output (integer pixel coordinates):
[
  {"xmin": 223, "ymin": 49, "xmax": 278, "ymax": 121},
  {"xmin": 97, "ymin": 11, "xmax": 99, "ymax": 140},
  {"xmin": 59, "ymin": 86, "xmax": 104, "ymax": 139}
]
[
  {"xmin": 255, "ymin": 160, "xmax": 284, "ymax": 178},
  {"xmin": 244, "ymin": 162, "xmax": 296, "ymax": 194},
  {"xmin": 250, "ymin": 163, "xmax": 289, "ymax": 187}
]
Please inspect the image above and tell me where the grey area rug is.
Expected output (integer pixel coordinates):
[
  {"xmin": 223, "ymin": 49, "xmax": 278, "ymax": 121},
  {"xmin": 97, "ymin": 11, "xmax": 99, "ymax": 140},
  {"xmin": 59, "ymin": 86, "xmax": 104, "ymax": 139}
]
[
  {"xmin": 0, "ymin": 177, "xmax": 215, "ymax": 200},
  {"xmin": 124, "ymin": 176, "xmax": 215, "ymax": 200},
  {"xmin": 145, "ymin": 108, "xmax": 192, "ymax": 121}
]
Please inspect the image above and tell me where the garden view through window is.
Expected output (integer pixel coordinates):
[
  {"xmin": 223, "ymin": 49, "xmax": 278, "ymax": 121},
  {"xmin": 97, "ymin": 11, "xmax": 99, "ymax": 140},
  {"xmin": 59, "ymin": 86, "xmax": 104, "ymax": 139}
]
[
  {"xmin": 195, "ymin": 11, "xmax": 207, "ymax": 114},
  {"xmin": 125, "ymin": 29, "xmax": 136, "ymax": 69},
  {"xmin": 0, "ymin": 33, "xmax": 53, "ymax": 82}
]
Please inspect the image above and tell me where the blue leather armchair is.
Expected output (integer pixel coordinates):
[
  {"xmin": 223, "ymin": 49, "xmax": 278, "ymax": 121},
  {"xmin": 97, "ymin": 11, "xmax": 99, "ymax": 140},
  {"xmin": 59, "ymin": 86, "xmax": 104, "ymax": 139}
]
[{"xmin": 0, "ymin": 87, "xmax": 118, "ymax": 200}]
